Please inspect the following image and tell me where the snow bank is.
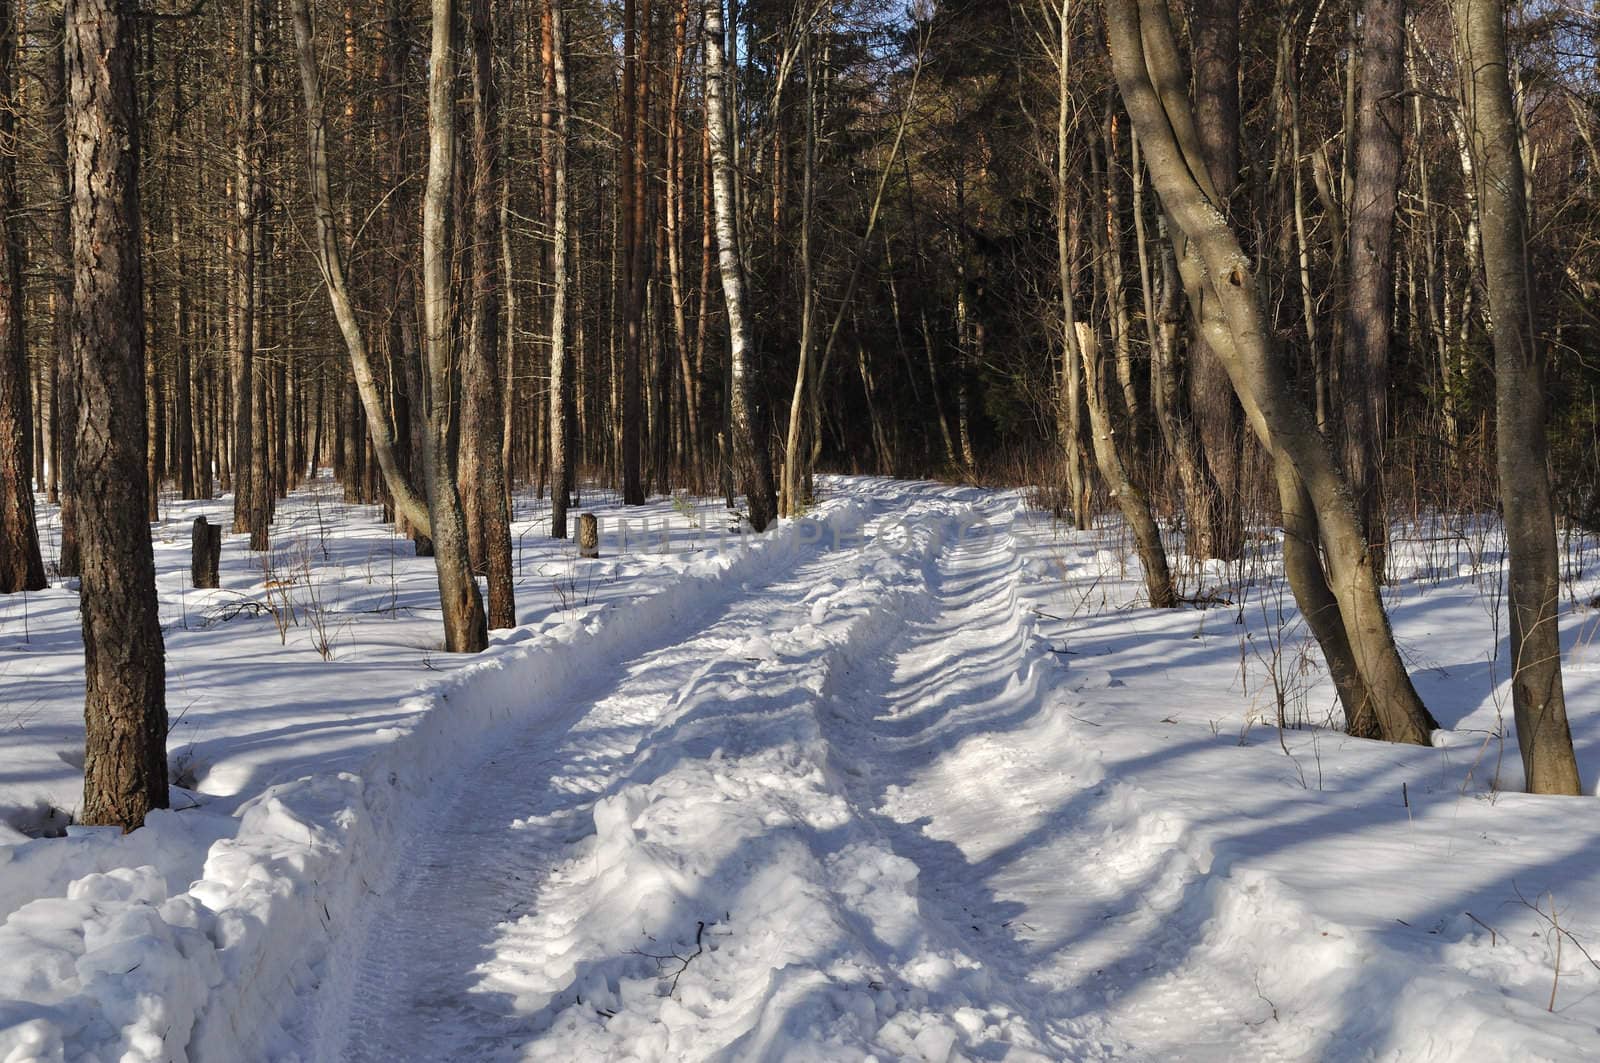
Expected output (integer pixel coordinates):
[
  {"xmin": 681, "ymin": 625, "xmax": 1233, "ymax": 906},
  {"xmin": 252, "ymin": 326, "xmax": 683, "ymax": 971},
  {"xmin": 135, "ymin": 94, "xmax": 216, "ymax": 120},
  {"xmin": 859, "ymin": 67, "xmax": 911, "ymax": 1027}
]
[{"xmin": 0, "ymin": 493, "xmax": 880, "ymax": 1062}]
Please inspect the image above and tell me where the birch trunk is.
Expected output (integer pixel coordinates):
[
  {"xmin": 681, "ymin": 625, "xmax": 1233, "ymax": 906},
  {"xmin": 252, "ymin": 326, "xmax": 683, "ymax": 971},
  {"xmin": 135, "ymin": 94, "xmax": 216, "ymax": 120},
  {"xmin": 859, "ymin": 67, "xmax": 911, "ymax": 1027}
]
[
  {"xmin": 705, "ymin": 0, "xmax": 776, "ymax": 530},
  {"xmin": 422, "ymin": 0, "xmax": 489, "ymax": 651}
]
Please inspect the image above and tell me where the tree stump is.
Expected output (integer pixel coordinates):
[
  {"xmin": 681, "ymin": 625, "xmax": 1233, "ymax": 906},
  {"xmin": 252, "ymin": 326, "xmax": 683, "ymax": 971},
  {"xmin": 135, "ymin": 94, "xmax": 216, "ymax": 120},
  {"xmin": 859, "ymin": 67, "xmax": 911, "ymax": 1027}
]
[
  {"xmin": 191, "ymin": 517, "xmax": 221, "ymax": 589},
  {"xmin": 578, "ymin": 513, "xmax": 599, "ymax": 558}
]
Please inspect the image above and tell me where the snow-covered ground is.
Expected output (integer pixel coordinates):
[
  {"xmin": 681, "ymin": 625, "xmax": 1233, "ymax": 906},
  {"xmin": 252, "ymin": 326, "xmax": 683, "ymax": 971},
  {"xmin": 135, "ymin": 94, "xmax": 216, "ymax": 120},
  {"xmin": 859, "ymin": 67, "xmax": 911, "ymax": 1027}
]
[{"xmin": 2, "ymin": 475, "xmax": 1599, "ymax": 1061}]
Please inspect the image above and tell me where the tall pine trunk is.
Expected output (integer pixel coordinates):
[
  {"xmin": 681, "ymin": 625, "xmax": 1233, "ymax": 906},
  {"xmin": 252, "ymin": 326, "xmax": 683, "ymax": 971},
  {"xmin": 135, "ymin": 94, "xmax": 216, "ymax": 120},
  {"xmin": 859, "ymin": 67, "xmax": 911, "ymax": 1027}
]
[
  {"xmin": 549, "ymin": 0, "xmax": 574, "ymax": 539},
  {"xmin": 68, "ymin": 0, "xmax": 167, "ymax": 828},
  {"xmin": 0, "ymin": 0, "xmax": 43, "ymax": 594}
]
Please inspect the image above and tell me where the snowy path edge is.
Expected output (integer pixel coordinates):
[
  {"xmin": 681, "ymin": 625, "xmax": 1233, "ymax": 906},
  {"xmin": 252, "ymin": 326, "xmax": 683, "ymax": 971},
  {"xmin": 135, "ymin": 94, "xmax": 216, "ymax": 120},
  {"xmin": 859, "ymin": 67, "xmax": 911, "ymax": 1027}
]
[{"xmin": 0, "ymin": 495, "xmax": 879, "ymax": 1063}]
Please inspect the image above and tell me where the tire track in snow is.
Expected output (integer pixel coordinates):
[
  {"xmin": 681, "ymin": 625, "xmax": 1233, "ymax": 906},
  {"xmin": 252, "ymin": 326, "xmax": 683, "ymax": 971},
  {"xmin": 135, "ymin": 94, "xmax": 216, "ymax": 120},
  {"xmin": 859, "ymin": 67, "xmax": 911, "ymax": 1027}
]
[
  {"xmin": 301, "ymin": 492, "xmax": 968, "ymax": 1062},
  {"xmin": 814, "ymin": 504, "xmax": 1311, "ymax": 1061}
]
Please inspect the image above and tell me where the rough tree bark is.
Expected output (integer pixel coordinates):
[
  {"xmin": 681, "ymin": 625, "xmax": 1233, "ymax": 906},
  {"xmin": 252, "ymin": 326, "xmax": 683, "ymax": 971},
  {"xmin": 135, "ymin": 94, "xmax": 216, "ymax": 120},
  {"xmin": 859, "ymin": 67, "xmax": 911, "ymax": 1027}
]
[
  {"xmin": 1342, "ymin": 0, "xmax": 1407, "ymax": 579},
  {"xmin": 47, "ymin": 16, "xmax": 79, "ymax": 577},
  {"xmin": 1454, "ymin": 0, "xmax": 1582, "ymax": 793},
  {"xmin": 465, "ymin": 0, "xmax": 515, "ymax": 629},
  {"xmin": 232, "ymin": 0, "xmax": 262, "ymax": 545},
  {"xmin": 1182, "ymin": 0, "xmax": 1246, "ymax": 561},
  {"xmin": 67, "ymin": 0, "xmax": 168, "ymax": 828},
  {"xmin": 0, "ymin": 0, "xmax": 43, "ymax": 595},
  {"xmin": 620, "ymin": 0, "xmax": 649, "ymax": 505}
]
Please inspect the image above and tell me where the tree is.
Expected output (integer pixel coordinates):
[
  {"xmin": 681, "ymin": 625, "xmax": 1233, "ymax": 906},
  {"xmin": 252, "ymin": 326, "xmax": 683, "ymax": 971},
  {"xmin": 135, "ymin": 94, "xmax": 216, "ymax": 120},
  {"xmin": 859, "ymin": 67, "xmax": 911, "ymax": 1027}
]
[
  {"xmin": 704, "ymin": 0, "xmax": 776, "ymax": 530},
  {"xmin": 0, "ymin": 0, "xmax": 43, "ymax": 595},
  {"xmin": 1453, "ymin": 0, "xmax": 1582, "ymax": 793},
  {"xmin": 464, "ymin": 0, "xmax": 516, "ymax": 628},
  {"xmin": 549, "ymin": 0, "xmax": 575, "ymax": 540},
  {"xmin": 1342, "ymin": 0, "xmax": 1407, "ymax": 578},
  {"xmin": 67, "ymin": 0, "xmax": 168, "ymax": 828},
  {"xmin": 1106, "ymin": 0, "xmax": 1436, "ymax": 744},
  {"xmin": 421, "ymin": 0, "xmax": 489, "ymax": 651}
]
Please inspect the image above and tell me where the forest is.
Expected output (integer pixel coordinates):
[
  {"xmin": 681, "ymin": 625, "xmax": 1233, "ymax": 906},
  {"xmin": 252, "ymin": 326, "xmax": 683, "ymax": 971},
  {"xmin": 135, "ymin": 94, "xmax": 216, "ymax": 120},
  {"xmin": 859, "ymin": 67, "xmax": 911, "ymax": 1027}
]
[{"xmin": 1, "ymin": 0, "xmax": 1599, "ymax": 1058}]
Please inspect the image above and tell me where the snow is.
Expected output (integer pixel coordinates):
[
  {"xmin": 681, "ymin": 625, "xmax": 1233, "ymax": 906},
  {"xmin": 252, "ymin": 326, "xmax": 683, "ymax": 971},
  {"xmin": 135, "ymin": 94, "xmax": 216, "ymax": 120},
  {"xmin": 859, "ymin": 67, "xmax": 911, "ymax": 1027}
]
[{"xmin": 1, "ymin": 476, "xmax": 1599, "ymax": 1060}]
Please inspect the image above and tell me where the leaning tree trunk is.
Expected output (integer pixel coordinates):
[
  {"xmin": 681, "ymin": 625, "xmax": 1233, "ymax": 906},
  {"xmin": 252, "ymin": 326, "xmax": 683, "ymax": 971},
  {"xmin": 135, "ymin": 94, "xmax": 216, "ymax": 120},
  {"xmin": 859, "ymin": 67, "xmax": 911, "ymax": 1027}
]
[
  {"xmin": 1107, "ymin": 0, "xmax": 1436, "ymax": 745},
  {"xmin": 422, "ymin": 0, "xmax": 488, "ymax": 652},
  {"xmin": 0, "ymin": 0, "xmax": 43, "ymax": 595},
  {"xmin": 704, "ymin": 0, "xmax": 776, "ymax": 531},
  {"xmin": 67, "ymin": 0, "xmax": 168, "ymax": 828},
  {"xmin": 1078, "ymin": 322, "xmax": 1177, "ymax": 608},
  {"xmin": 1454, "ymin": 0, "xmax": 1582, "ymax": 794},
  {"xmin": 290, "ymin": 0, "xmax": 431, "ymax": 536}
]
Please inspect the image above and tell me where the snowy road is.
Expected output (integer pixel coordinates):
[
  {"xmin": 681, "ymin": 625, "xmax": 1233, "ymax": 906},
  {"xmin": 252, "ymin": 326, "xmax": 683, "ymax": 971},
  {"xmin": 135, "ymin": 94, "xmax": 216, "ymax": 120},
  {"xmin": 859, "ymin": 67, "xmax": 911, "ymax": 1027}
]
[
  {"xmin": 7, "ymin": 477, "xmax": 1600, "ymax": 1061},
  {"xmin": 296, "ymin": 492, "xmax": 1306, "ymax": 1061}
]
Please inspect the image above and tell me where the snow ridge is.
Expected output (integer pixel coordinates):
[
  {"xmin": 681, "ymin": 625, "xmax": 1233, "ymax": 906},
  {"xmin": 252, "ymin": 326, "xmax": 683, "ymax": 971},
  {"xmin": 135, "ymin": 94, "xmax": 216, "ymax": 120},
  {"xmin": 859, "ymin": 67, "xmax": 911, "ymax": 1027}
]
[{"xmin": 0, "ymin": 489, "xmax": 886, "ymax": 1062}]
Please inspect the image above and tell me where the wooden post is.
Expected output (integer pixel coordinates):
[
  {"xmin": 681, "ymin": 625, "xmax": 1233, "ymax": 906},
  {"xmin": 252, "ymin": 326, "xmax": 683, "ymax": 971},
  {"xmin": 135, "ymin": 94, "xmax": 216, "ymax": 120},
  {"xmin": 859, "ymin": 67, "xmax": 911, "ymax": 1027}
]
[
  {"xmin": 191, "ymin": 516, "xmax": 221, "ymax": 588},
  {"xmin": 578, "ymin": 512, "xmax": 599, "ymax": 558}
]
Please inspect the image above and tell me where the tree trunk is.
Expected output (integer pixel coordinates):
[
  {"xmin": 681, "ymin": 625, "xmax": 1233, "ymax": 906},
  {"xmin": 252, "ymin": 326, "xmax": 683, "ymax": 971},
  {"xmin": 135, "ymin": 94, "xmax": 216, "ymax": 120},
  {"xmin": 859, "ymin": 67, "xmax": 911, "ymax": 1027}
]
[
  {"xmin": 67, "ymin": 0, "xmax": 168, "ymax": 828},
  {"xmin": 704, "ymin": 0, "xmax": 775, "ymax": 530},
  {"xmin": 422, "ymin": 0, "xmax": 489, "ymax": 652},
  {"xmin": 1341, "ymin": 0, "xmax": 1406, "ymax": 579},
  {"xmin": 620, "ymin": 0, "xmax": 648, "ymax": 505},
  {"xmin": 782, "ymin": 33, "xmax": 816, "ymax": 518},
  {"xmin": 549, "ymin": 0, "xmax": 575, "ymax": 540},
  {"xmin": 1182, "ymin": 0, "xmax": 1246, "ymax": 561},
  {"xmin": 232, "ymin": 0, "xmax": 259, "ymax": 541},
  {"xmin": 48, "ymin": 17, "xmax": 81, "ymax": 576},
  {"xmin": 0, "ymin": 0, "xmax": 43, "ymax": 594},
  {"xmin": 1108, "ymin": 0, "xmax": 1436, "ymax": 744},
  {"xmin": 1454, "ymin": 0, "xmax": 1582, "ymax": 793},
  {"xmin": 290, "ymin": 0, "xmax": 431, "ymax": 536},
  {"xmin": 465, "ymin": 0, "xmax": 515, "ymax": 629}
]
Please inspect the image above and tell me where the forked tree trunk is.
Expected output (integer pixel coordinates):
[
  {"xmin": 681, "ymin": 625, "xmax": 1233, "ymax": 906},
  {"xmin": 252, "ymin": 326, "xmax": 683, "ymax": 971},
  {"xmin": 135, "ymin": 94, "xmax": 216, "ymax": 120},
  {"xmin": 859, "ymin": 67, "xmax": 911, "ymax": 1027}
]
[
  {"xmin": 67, "ymin": 0, "xmax": 168, "ymax": 828},
  {"xmin": 1107, "ymin": 0, "xmax": 1436, "ymax": 745},
  {"xmin": 704, "ymin": 0, "xmax": 776, "ymax": 530},
  {"xmin": 0, "ymin": 0, "xmax": 43, "ymax": 594},
  {"xmin": 422, "ymin": 0, "xmax": 488, "ymax": 652},
  {"xmin": 1454, "ymin": 0, "xmax": 1582, "ymax": 794}
]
